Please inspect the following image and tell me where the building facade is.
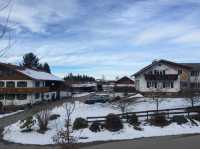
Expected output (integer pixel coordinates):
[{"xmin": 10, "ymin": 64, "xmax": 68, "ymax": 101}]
[
  {"xmin": 0, "ymin": 62, "xmax": 70, "ymax": 106},
  {"xmin": 134, "ymin": 60, "xmax": 200, "ymax": 94}
]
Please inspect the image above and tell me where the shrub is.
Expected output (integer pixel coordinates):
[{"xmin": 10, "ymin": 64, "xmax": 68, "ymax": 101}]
[
  {"xmin": 36, "ymin": 109, "xmax": 50, "ymax": 133},
  {"xmin": 171, "ymin": 115, "xmax": 188, "ymax": 125},
  {"xmin": 114, "ymin": 96, "xmax": 121, "ymax": 101},
  {"xmin": 89, "ymin": 122, "xmax": 101, "ymax": 132},
  {"xmin": 73, "ymin": 118, "xmax": 88, "ymax": 130},
  {"xmin": 190, "ymin": 114, "xmax": 200, "ymax": 121},
  {"xmin": 127, "ymin": 114, "xmax": 139, "ymax": 126},
  {"xmin": 149, "ymin": 112, "xmax": 169, "ymax": 127},
  {"xmin": 105, "ymin": 114, "xmax": 123, "ymax": 132},
  {"xmin": 49, "ymin": 114, "xmax": 60, "ymax": 121},
  {"xmin": 20, "ymin": 116, "xmax": 36, "ymax": 132}
]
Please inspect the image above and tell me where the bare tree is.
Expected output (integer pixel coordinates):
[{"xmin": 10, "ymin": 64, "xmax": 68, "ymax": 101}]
[
  {"xmin": 53, "ymin": 101, "xmax": 78, "ymax": 149},
  {"xmin": 149, "ymin": 82, "xmax": 163, "ymax": 111},
  {"xmin": 0, "ymin": 0, "xmax": 14, "ymax": 56},
  {"xmin": 187, "ymin": 75, "xmax": 200, "ymax": 107}
]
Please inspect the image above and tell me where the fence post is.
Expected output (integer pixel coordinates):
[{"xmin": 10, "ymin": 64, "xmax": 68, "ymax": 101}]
[
  {"xmin": 168, "ymin": 109, "xmax": 170, "ymax": 119},
  {"xmin": 188, "ymin": 111, "xmax": 190, "ymax": 117}
]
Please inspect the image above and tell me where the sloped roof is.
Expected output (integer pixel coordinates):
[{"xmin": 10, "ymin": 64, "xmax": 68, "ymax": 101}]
[
  {"xmin": 133, "ymin": 59, "xmax": 191, "ymax": 76},
  {"xmin": 180, "ymin": 63, "xmax": 200, "ymax": 71},
  {"xmin": 18, "ymin": 68, "xmax": 63, "ymax": 81},
  {"xmin": 0, "ymin": 62, "xmax": 63, "ymax": 81},
  {"xmin": 116, "ymin": 76, "xmax": 135, "ymax": 84}
]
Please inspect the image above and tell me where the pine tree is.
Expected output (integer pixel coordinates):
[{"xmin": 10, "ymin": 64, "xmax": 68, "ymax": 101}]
[
  {"xmin": 21, "ymin": 53, "xmax": 40, "ymax": 69},
  {"xmin": 43, "ymin": 62, "xmax": 51, "ymax": 74}
]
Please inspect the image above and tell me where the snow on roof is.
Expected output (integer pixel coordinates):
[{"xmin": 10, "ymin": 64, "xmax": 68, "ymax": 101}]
[
  {"xmin": 72, "ymin": 83, "xmax": 97, "ymax": 87},
  {"xmin": 128, "ymin": 93, "xmax": 144, "ymax": 99},
  {"xmin": 18, "ymin": 68, "xmax": 63, "ymax": 81}
]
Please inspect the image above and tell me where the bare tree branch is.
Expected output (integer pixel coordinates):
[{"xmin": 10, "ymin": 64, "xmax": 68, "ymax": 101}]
[
  {"xmin": 0, "ymin": 0, "xmax": 14, "ymax": 56},
  {"xmin": 0, "ymin": 0, "xmax": 11, "ymax": 12}
]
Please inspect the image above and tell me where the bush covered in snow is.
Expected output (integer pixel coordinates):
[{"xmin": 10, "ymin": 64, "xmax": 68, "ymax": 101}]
[
  {"xmin": 73, "ymin": 118, "xmax": 88, "ymax": 130},
  {"xmin": 105, "ymin": 114, "xmax": 123, "ymax": 132},
  {"xmin": 171, "ymin": 115, "xmax": 188, "ymax": 125},
  {"xmin": 89, "ymin": 121, "xmax": 102, "ymax": 132},
  {"xmin": 20, "ymin": 116, "xmax": 36, "ymax": 132},
  {"xmin": 149, "ymin": 113, "xmax": 170, "ymax": 127}
]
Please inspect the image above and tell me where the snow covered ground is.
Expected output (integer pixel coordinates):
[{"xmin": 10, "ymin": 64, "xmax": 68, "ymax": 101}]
[
  {"xmin": 0, "ymin": 110, "xmax": 24, "ymax": 119},
  {"xmin": 3, "ymin": 98, "xmax": 200, "ymax": 145}
]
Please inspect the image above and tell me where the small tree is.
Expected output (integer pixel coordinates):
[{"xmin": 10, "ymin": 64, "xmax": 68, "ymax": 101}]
[
  {"xmin": 53, "ymin": 101, "xmax": 77, "ymax": 148},
  {"xmin": 20, "ymin": 116, "xmax": 36, "ymax": 132},
  {"xmin": 115, "ymin": 100, "xmax": 131, "ymax": 114}
]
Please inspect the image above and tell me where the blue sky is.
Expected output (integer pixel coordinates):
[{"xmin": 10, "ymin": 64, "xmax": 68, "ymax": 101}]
[{"xmin": 0, "ymin": 0, "xmax": 200, "ymax": 79}]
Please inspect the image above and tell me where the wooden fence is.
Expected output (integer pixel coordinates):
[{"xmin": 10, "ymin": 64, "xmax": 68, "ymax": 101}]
[{"xmin": 87, "ymin": 106, "xmax": 200, "ymax": 123}]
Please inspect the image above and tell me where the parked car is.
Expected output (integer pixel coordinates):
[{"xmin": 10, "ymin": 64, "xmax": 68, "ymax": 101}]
[{"xmin": 84, "ymin": 95, "xmax": 109, "ymax": 104}]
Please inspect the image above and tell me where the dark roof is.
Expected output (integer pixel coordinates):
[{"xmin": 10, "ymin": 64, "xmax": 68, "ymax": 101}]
[
  {"xmin": 180, "ymin": 63, "xmax": 200, "ymax": 71},
  {"xmin": 116, "ymin": 76, "xmax": 134, "ymax": 84},
  {"xmin": 133, "ymin": 59, "xmax": 191, "ymax": 76}
]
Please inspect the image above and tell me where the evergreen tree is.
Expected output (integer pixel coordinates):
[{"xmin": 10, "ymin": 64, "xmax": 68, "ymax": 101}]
[
  {"xmin": 43, "ymin": 62, "xmax": 51, "ymax": 74},
  {"xmin": 21, "ymin": 53, "xmax": 40, "ymax": 69}
]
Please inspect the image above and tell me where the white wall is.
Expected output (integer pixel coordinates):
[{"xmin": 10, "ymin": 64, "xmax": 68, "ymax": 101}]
[{"xmin": 135, "ymin": 63, "xmax": 181, "ymax": 93}]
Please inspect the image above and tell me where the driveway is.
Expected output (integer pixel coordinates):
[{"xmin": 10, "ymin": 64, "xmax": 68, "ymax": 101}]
[{"xmin": 82, "ymin": 134, "xmax": 200, "ymax": 149}]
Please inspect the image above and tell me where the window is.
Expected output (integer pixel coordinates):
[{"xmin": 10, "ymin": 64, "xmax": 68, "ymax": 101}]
[
  {"xmin": 16, "ymin": 94, "xmax": 27, "ymax": 100},
  {"xmin": 0, "ymin": 81, "xmax": 4, "ymax": 87},
  {"xmin": 171, "ymin": 82, "xmax": 174, "ymax": 88},
  {"xmin": 35, "ymin": 81, "xmax": 40, "ymax": 87},
  {"xmin": 154, "ymin": 82, "xmax": 157, "ymax": 88},
  {"xmin": 6, "ymin": 81, "xmax": 15, "ymax": 88},
  {"xmin": 147, "ymin": 81, "xmax": 157, "ymax": 88},
  {"xmin": 35, "ymin": 93, "xmax": 40, "ymax": 99},
  {"xmin": 0, "ymin": 94, "xmax": 4, "ymax": 100},
  {"xmin": 163, "ymin": 70, "xmax": 166, "ymax": 75},
  {"xmin": 17, "ymin": 81, "xmax": 27, "ymax": 88},
  {"xmin": 163, "ymin": 82, "xmax": 171, "ymax": 88},
  {"xmin": 5, "ymin": 94, "xmax": 15, "ymax": 100},
  {"xmin": 191, "ymin": 71, "xmax": 200, "ymax": 76}
]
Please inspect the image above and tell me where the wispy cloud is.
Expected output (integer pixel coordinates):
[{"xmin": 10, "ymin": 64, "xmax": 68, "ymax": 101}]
[{"xmin": 0, "ymin": 0, "xmax": 200, "ymax": 79}]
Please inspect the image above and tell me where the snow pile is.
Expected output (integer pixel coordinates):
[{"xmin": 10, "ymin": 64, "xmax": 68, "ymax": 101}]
[
  {"xmin": 73, "ymin": 93, "xmax": 92, "ymax": 98},
  {"xmin": 0, "ymin": 110, "xmax": 24, "ymax": 119},
  {"xmin": 128, "ymin": 93, "xmax": 144, "ymax": 99},
  {"xmin": 3, "ymin": 98, "xmax": 200, "ymax": 145},
  {"xmin": 18, "ymin": 68, "xmax": 63, "ymax": 81},
  {"xmin": 72, "ymin": 83, "xmax": 97, "ymax": 87}
]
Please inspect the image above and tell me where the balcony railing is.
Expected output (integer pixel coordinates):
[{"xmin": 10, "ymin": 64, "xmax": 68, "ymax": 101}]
[
  {"xmin": 144, "ymin": 74, "xmax": 178, "ymax": 81},
  {"xmin": 0, "ymin": 87, "xmax": 50, "ymax": 94}
]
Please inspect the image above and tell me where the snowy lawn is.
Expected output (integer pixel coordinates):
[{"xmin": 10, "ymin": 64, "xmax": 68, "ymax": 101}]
[
  {"xmin": 0, "ymin": 110, "xmax": 24, "ymax": 119},
  {"xmin": 3, "ymin": 98, "xmax": 200, "ymax": 145}
]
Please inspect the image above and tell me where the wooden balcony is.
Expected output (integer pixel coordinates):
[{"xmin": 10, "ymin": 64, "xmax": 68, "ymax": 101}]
[
  {"xmin": 144, "ymin": 74, "xmax": 178, "ymax": 81},
  {"xmin": 0, "ymin": 87, "xmax": 50, "ymax": 94}
]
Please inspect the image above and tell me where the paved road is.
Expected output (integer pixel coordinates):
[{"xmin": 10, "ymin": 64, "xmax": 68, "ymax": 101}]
[{"xmin": 82, "ymin": 134, "xmax": 200, "ymax": 149}]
